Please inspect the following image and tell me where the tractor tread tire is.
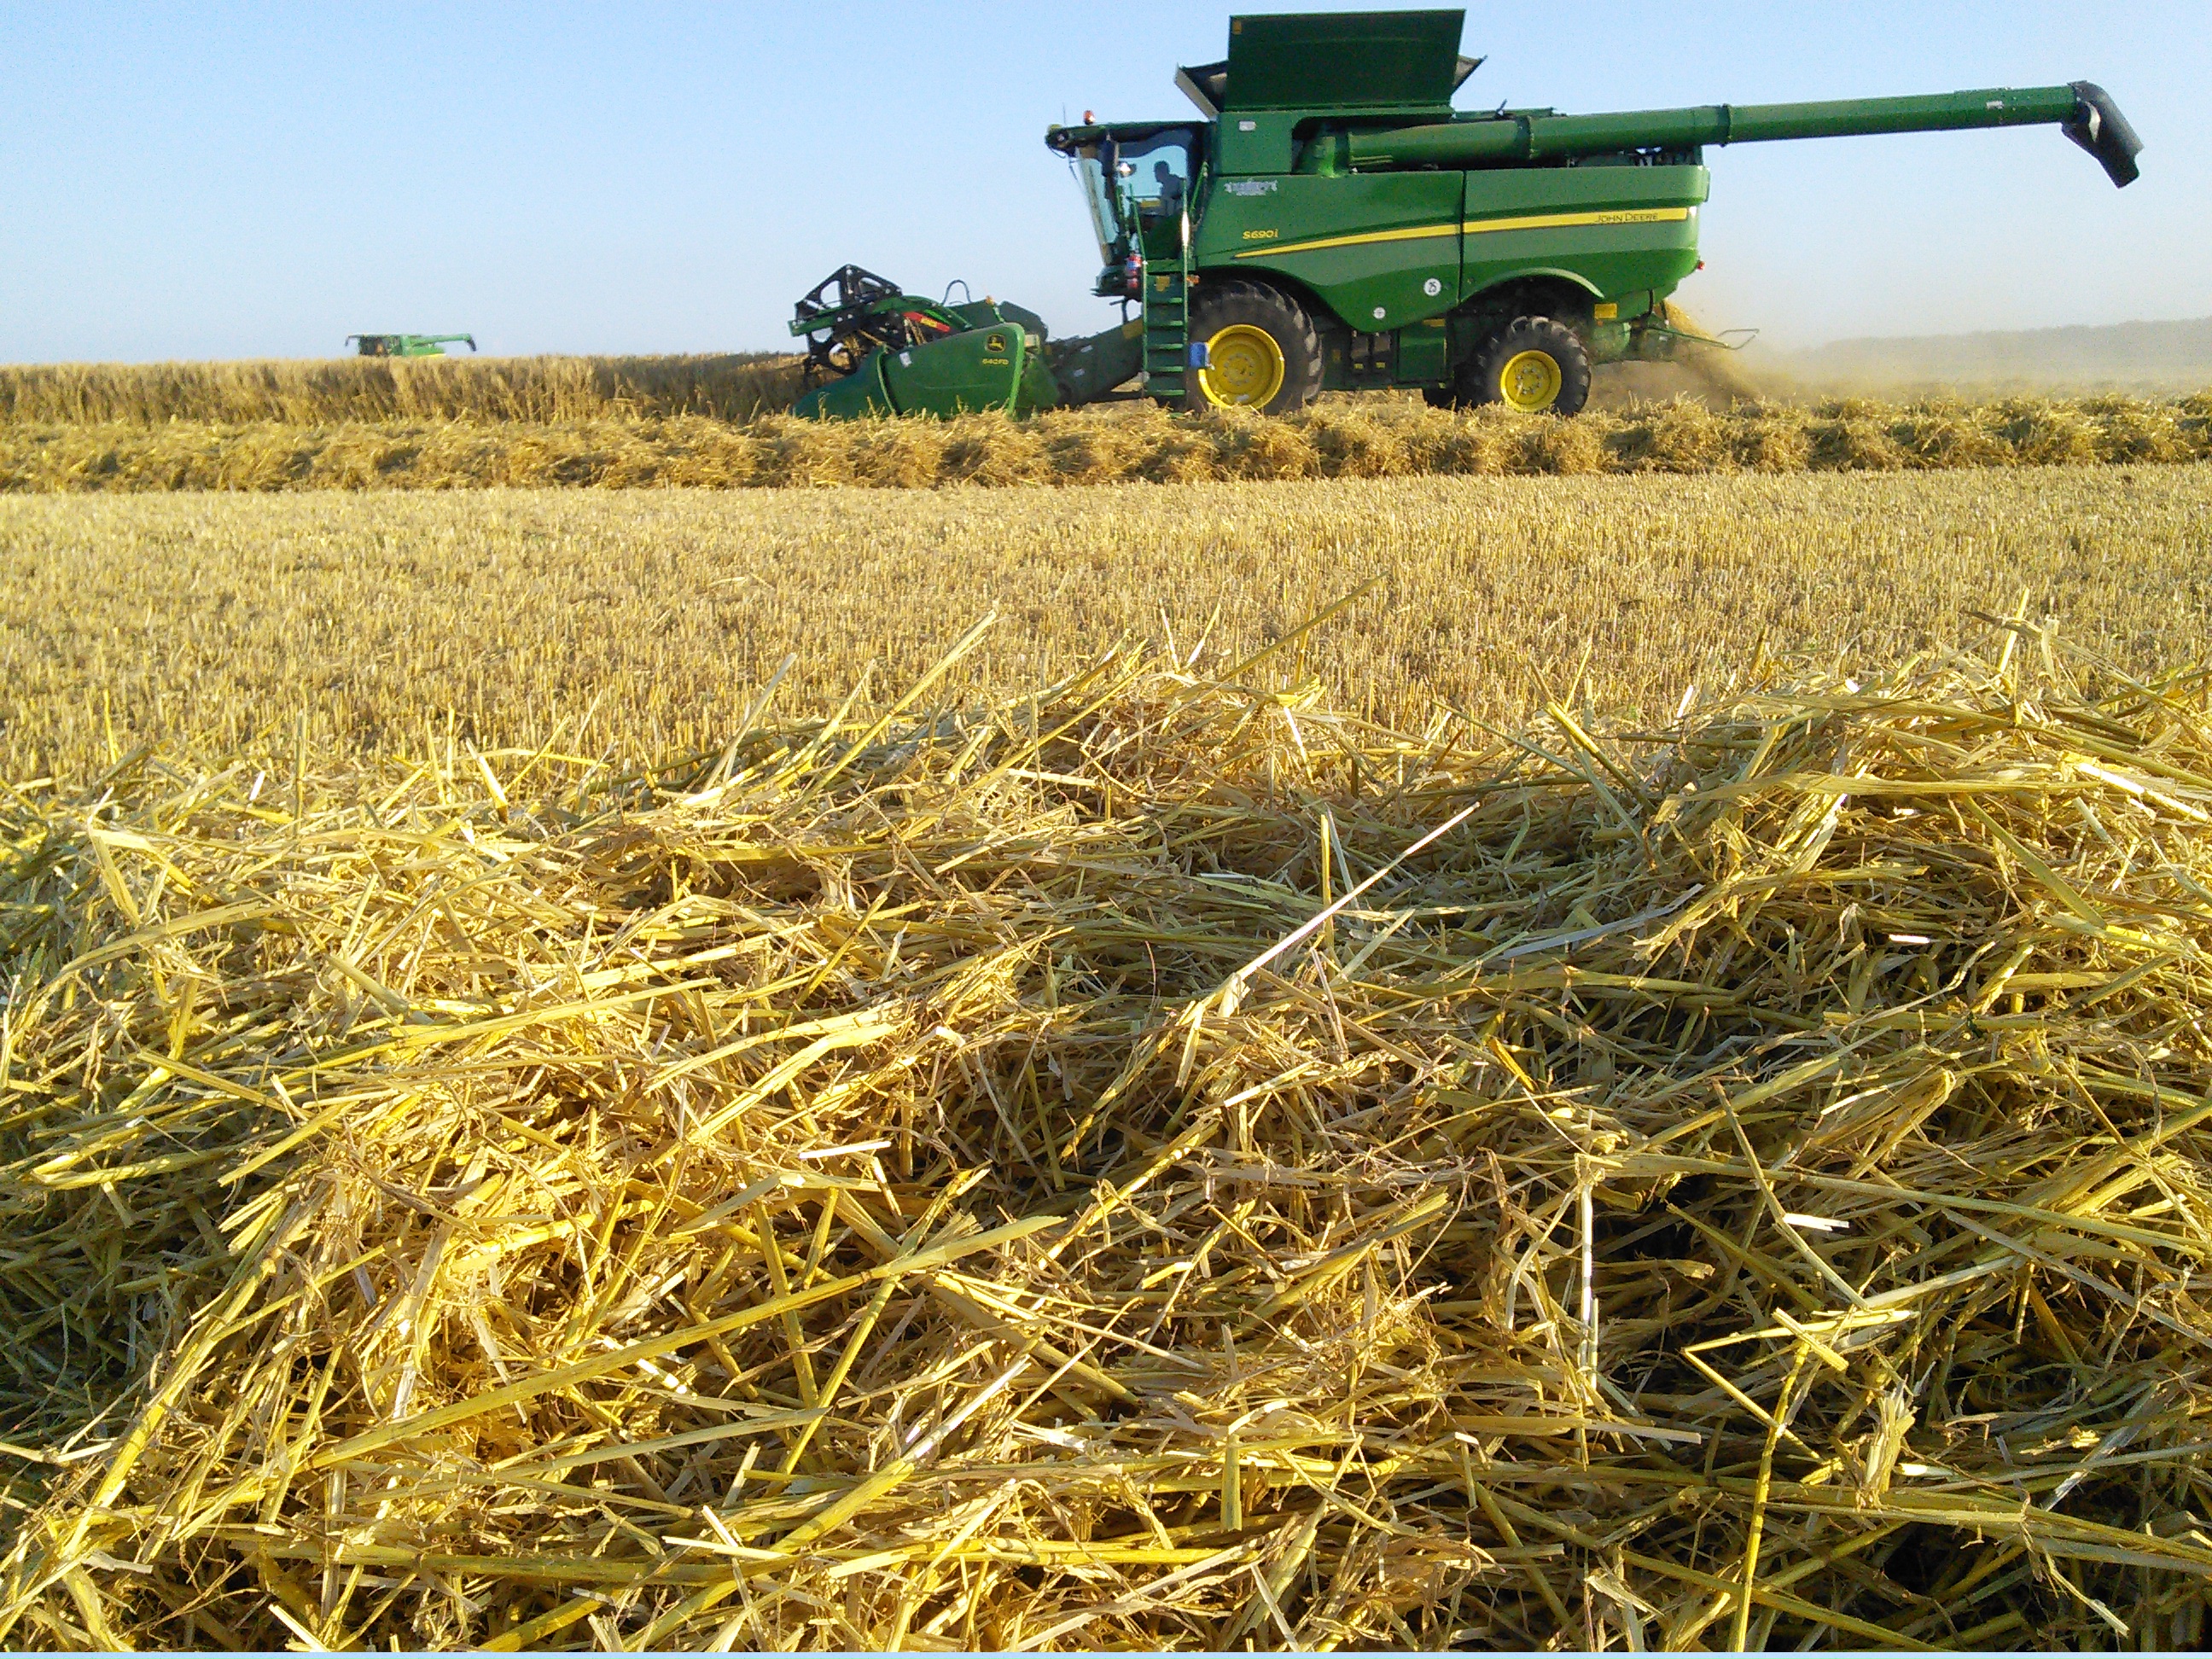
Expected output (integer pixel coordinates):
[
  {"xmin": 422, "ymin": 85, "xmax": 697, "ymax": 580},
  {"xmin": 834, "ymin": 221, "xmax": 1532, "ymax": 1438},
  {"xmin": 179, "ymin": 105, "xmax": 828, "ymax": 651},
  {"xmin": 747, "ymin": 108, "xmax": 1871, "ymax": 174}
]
[
  {"xmin": 1189, "ymin": 279, "xmax": 1324, "ymax": 416},
  {"xmin": 1460, "ymin": 315, "xmax": 1593, "ymax": 416}
]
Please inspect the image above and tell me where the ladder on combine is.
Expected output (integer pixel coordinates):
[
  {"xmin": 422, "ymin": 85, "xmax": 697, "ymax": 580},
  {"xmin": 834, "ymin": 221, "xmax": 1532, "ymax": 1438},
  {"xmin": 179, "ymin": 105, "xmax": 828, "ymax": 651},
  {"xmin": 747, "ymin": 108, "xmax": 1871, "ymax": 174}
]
[{"xmin": 1141, "ymin": 212, "xmax": 1194, "ymax": 406}]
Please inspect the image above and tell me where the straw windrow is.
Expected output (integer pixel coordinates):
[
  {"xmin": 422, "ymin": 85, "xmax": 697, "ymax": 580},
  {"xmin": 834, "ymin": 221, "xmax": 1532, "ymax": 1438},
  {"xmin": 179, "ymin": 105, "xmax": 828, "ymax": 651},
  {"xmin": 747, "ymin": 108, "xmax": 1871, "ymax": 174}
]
[
  {"xmin": 2, "ymin": 392, "xmax": 2207, "ymax": 493},
  {"xmin": 3, "ymin": 620, "xmax": 2211, "ymax": 1648}
]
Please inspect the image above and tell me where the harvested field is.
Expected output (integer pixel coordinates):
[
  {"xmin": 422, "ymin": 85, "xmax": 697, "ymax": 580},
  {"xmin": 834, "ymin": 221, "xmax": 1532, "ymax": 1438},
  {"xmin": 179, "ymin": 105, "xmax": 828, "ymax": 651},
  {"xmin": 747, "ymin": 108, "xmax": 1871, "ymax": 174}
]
[
  {"xmin": 3, "ymin": 391, "xmax": 2208, "ymax": 494},
  {"xmin": 4, "ymin": 621, "xmax": 2211, "ymax": 1650},
  {"xmin": 3, "ymin": 468, "xmax": 2209, "ymax": 781}
]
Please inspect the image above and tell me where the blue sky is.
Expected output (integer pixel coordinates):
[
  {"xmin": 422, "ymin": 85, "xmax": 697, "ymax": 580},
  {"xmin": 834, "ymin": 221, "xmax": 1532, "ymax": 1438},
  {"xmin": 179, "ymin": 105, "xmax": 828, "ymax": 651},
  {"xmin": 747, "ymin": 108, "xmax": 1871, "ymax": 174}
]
[{"xmin": 3, "ymin": 2, "xmax": 2202, "ymax": 362}]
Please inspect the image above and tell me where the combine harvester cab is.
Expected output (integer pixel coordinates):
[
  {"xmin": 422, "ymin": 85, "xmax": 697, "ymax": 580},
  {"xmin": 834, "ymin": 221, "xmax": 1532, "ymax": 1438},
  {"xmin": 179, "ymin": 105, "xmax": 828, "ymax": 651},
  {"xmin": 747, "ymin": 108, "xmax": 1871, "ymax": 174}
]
[{"xmin": 1045, "ymin": 8, "xmax": 2141, "ymax": 416}]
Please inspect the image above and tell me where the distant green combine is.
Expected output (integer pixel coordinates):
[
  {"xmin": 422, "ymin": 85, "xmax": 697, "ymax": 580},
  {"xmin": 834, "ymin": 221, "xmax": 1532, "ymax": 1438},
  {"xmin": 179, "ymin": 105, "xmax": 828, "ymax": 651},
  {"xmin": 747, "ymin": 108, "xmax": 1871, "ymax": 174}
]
[{"xmin": 347, "ymin": 335, "xmax": 478, "ymax": 358}]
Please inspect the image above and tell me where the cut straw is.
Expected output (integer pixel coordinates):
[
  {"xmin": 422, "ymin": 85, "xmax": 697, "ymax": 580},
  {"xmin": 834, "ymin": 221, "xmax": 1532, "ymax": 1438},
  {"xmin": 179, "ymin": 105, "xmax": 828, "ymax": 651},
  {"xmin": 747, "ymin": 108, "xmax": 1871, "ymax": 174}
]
[{"xmin": 3, "ymin": 617, "xmax": 2210, "ymax": 1649}]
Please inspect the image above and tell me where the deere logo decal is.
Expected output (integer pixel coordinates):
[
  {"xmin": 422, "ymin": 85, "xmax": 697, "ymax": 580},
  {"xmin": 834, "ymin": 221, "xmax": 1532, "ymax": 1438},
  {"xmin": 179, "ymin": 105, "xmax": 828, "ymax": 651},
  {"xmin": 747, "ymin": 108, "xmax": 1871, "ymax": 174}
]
[{"xmin": 985, "ymin": 332, "xmax": 1006, "ymax": 352}]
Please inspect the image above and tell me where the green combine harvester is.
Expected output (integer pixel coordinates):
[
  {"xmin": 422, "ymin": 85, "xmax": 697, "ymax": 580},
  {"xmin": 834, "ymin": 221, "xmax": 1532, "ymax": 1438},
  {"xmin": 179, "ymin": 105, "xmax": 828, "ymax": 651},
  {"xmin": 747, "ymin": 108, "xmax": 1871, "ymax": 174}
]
[
  {"xmin": 791, "ymin": 8, "xmax": 2139, "ymax": 421},
  {"xmin": 347, "ymin": 334, "xmax": 478, "ymax": 358}
]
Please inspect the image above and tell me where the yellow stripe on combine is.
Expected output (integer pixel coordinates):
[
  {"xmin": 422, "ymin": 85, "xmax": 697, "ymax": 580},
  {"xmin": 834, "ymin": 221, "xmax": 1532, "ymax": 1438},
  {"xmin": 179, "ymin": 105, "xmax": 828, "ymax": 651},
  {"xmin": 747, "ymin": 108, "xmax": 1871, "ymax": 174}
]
[
  {"xmin": 1464, "ymin": 206, "xmax": 1691, "ymax": 235},
  {"xmin": 1234, "ymin": 205, "xmax": 1691, "ymax": 259},
  {"xmin": 1232, "ymin": 221, "xmax": 1458, "ymax": 258}
]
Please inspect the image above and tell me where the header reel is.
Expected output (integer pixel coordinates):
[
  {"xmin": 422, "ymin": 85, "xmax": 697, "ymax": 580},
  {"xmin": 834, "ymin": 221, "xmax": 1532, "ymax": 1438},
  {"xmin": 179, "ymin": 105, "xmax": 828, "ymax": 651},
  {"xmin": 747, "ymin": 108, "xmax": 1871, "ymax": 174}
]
[{"xmin": 789, "ymin": 265, "xmax": 963, "ymax": 385}]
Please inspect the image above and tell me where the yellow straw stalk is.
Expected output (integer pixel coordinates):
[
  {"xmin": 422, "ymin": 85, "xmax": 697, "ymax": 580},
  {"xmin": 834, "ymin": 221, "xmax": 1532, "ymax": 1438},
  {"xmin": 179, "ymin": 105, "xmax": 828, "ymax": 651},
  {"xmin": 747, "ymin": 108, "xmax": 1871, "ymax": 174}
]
[{"xmin": 4, "ymin": 619, "xmax": 2210, "ymax": 1648}]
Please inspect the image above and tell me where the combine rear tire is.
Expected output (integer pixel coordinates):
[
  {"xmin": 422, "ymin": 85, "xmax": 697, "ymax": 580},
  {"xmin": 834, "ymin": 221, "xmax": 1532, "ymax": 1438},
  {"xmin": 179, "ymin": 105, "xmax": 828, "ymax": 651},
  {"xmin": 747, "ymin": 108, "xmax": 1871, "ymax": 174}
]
[
  {"xmin": 1460, "ymin": 316, "xmax": 1592, "ymax": 416},
  {"xmin": 1190, "ymin": 281, "xmax": 1323, "ymax": 415}
]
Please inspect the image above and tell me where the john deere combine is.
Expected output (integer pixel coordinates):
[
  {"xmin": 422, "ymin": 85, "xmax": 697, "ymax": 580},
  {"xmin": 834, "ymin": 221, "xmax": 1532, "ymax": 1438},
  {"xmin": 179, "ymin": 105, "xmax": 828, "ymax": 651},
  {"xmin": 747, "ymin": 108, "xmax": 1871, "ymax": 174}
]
[
  {"xmin": 792, "ymin": 8, "xmax": 2139, "ymax": 419},
  {"xmin": 347, "ymin": 334, "xmax": 478, "ymax": 358}
]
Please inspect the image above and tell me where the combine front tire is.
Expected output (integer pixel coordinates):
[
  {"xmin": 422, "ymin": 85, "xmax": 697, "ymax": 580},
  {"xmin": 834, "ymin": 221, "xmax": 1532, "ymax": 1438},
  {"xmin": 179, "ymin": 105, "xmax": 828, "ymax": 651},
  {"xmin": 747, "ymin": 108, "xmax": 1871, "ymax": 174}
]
[
  {"xmin": 1190, "ymin": 281, "xmax": 1323, "ymax": 415},
  {"xmin": 1461, "ymin": 317, "xmax": 1592, "ymax": 416}
]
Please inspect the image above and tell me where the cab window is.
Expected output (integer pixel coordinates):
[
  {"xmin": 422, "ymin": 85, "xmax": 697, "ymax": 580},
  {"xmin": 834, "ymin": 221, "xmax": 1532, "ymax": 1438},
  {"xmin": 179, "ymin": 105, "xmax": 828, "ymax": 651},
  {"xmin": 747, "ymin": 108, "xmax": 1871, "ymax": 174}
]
[{"xmin": 1122, "ymin": 130, "xmax": 1196, "ymax": 218}]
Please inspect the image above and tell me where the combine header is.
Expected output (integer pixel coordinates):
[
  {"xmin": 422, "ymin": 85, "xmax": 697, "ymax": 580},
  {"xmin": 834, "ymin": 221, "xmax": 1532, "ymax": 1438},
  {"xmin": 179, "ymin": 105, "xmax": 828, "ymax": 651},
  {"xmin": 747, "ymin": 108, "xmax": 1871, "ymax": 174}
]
[
  {"xmin": 792, "ymin": 9, "xmax": 2139, "ymax": 419},
  {"xmin": 789, "ymin": 267, "xmax": 1069, "ymax": 419}
]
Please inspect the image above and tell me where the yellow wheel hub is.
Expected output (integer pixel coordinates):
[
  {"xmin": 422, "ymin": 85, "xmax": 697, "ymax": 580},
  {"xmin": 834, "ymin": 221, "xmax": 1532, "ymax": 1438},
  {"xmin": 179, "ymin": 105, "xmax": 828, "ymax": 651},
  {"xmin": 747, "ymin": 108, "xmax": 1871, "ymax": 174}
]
[
  {"xmin": 1196, "ymin": 323, "xmax": 1286, "ymax": 409},
  {"xmin": 1499, "ymin": 348, "xmax": 1564, "ymax": 411}
]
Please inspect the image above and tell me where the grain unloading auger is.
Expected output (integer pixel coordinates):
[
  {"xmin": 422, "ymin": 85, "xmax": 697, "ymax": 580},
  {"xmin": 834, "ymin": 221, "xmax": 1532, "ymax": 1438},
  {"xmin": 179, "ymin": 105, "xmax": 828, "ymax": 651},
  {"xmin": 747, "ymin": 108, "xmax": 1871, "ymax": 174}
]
[{"xmin": 791, "ymin": 8, "xmax": 2140, "ymax": 420}]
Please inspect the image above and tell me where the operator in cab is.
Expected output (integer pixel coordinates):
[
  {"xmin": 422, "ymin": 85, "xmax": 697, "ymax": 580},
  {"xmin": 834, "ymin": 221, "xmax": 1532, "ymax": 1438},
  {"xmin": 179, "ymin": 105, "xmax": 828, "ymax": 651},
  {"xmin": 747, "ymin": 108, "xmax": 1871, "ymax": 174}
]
[{"xmin": 1151, "ymin": 159, "xmax": 1185, "ymax": 214}]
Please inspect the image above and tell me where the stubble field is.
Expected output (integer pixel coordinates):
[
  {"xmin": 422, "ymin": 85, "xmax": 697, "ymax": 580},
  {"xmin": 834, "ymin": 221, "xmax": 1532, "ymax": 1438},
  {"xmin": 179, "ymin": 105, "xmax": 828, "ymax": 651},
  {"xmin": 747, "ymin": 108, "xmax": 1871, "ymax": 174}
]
[
  {"xmin": 7, "ymin": 463, "xmax": 2212, "ymax": 1650},
  {"xmin": 5, "ymin": 465, "xmax": 2209, "ymax": 781}
]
